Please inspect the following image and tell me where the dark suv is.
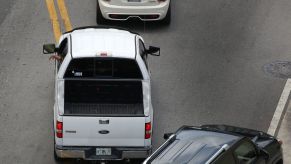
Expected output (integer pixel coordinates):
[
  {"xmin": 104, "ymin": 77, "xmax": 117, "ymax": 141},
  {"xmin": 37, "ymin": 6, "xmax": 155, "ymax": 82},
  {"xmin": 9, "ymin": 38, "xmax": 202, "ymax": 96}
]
[{"xmin": 143, "ymin": 125, "xmax": 283, "ymax": 164}]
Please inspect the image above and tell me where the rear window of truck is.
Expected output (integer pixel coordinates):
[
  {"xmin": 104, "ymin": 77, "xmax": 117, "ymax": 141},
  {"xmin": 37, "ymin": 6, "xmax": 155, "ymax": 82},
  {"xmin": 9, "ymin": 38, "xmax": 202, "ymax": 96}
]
[{"xmin": 64, "ymin": 58, "xmax": 143, "ymax": 79}]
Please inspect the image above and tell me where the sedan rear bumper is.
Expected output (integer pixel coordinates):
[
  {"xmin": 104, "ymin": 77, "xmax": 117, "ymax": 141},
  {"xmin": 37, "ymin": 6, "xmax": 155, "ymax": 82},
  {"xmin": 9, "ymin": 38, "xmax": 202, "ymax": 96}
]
[
  {"xmin": 55, "ymin": 145, "xmax": 152, "ymax": 160},
  {"xmin": 99, "ymin": 1, "xmax": 170, "ymax": 21}
]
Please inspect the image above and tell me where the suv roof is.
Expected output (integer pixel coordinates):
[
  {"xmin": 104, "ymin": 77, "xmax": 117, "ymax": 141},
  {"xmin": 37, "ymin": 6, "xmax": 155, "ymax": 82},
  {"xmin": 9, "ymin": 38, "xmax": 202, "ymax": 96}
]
[
  {"xmin": 68, "ymin": 27, "xmax": 138, "ymax": 59},
  {"xmin": 150, "ymin": 127, "xmax": 241, "ymax": 164},
  {"xmin": 145, "ymin": 125, "xmax": 280, "ymax": 164}
]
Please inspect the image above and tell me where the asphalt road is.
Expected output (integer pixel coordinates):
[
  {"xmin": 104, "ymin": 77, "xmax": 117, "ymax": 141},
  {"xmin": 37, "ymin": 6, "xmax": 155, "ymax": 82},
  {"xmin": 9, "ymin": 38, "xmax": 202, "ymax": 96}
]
[{"xmin": 1, "ymin": 0, "xmax": 291, "ymax": 163}]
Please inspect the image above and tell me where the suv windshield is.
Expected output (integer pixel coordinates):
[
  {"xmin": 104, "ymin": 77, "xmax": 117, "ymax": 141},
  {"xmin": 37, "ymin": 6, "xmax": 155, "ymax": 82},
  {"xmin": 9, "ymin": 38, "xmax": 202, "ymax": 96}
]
[{"xmin": 64, "ymin": 58, "xmax": 143, "ymax": 79}]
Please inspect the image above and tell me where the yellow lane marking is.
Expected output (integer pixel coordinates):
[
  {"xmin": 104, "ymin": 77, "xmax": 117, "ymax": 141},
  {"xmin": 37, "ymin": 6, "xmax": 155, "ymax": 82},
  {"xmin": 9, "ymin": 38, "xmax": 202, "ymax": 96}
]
[
  {"xmin": 45, "ymin": 0, "xmax": 62, "ymax": 43},
  {"xmin": 57, "ymin": 0, "xmax": 73, "ymax": 32}
]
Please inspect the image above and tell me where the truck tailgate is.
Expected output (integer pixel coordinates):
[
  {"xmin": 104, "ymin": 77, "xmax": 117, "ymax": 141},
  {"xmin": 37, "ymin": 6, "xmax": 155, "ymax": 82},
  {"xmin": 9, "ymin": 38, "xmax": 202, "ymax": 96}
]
[{"xmin": 62, "ymin": 116, "xmax": 145, "ymax": 147}]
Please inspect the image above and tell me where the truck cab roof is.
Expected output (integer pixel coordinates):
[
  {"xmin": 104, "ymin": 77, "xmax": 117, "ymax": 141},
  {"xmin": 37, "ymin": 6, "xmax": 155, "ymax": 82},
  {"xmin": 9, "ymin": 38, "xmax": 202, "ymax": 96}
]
[
  {"xmin": 144, "ymin": 125, "xmax": 282, "ymax": 164},
  {"xmin": 68, "ymin": 27, "xmax": 138, "ymax": 59}
]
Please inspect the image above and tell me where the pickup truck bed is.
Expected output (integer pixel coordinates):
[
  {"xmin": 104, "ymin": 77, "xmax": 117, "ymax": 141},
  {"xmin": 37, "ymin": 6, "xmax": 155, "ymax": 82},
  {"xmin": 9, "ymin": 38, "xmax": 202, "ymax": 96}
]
[
  {"xmin": 64, "ymin": 80, "xmax": 144, "ymax": 116},
  {"xmin": 64, "ymin": 103, "xmax": 143, "ymax": 116}
]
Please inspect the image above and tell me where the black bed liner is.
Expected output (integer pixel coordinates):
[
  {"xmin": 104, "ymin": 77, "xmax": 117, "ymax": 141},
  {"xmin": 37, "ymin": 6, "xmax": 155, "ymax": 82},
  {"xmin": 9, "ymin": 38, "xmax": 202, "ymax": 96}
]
[
  {"xmin": 64, "ymin": 80, "xmax": 144, "ymax": 116},
  {"xmin": 64, "ymin": 103, "xmax": 144, "ymax": 116}
]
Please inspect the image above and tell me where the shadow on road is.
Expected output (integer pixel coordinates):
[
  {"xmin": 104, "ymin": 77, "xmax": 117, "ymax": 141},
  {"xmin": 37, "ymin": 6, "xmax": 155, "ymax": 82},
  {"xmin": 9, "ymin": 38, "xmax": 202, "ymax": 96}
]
[{"xmin": 99, "ymin": 19, "xmax": 170, "ymax": 33}]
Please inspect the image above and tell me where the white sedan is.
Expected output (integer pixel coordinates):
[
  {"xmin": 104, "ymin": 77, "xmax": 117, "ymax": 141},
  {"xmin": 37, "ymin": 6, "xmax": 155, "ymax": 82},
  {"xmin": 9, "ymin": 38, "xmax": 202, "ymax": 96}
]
[{"xmin": 96, "ymin": 0, "xmax": 171, "ymax": 24}]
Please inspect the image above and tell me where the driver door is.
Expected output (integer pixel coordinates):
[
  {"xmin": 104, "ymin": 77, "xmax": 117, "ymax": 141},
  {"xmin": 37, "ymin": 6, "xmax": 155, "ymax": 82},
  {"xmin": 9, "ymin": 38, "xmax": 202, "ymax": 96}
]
[
  {"xmin": 54, "ymin": 38, "xmax": 68, "ymax": 106},
  {"xmin": 55, "ymin": 38, "xmax": 68, "ymax": 73},
  {"xmin": 233, "ymin": 139, "xmax": 266, "ymax": 164},
  {"xmin": 138, "ymin": 39, "xmax": 150, "ymax": 73}
]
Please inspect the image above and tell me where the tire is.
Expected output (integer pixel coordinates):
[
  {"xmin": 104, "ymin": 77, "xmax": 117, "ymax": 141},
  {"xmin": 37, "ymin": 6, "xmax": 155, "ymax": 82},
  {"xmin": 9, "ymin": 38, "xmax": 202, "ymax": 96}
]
[
  {"xmin": 54, "ymin": 139, "xmax": 64, "ymax": 163},
  {"xmin": 54, "ymin": 148, "xmax": 63, "ymax": 163},
  {"xmin": 276, "ymin": 159, "xmax": 283, "ymax": 164},
  {"xmin": 96, "ymin": 0, "xmax": 106, "ymax": 24},
  {"xmin": 130, "ymin": 159, "xmax": 146, "ymax": 164},
  {"xmin": 160, "ymin": 2, "xmax": 171, "ymax": 25}
]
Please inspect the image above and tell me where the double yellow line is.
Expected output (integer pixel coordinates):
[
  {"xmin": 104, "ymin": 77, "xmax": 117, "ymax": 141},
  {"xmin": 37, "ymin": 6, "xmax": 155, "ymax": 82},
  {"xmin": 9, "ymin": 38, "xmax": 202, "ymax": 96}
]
[{"xmin": 46, "ymin": 0, "xmax": 72, "ymax": 43}]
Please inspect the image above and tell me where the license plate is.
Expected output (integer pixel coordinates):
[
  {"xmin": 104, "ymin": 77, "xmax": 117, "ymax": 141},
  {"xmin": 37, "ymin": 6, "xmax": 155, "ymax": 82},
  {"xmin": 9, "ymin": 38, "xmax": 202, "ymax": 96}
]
[
  {"xmin": 128, "ymin": 0, "xmax": 141, "ymax": 2},
  {"xmin": 96, "ymin": 148, "xmax": 112, "ymax": 156}
]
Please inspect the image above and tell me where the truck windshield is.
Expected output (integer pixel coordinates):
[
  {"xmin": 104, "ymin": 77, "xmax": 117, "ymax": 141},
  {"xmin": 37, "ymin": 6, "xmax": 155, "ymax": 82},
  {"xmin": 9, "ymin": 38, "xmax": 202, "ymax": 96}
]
[{"xmin": 64, "ymin": 58, "xmax": 143, "ymax": 79}]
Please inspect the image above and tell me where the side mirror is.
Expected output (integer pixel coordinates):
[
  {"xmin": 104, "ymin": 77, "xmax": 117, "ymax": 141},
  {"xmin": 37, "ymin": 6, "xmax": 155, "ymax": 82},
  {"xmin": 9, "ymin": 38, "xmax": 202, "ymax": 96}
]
[
  {"xmin": 43, "ymin": 44, "xmax": 56, "ymax": 54},
  {"xmin": 164, "ymin": 133, "xmax": 173, "ymax": 140},
  {"xmin": 146, "ymin": 46, "xmax": 160, "ymax": 56}
]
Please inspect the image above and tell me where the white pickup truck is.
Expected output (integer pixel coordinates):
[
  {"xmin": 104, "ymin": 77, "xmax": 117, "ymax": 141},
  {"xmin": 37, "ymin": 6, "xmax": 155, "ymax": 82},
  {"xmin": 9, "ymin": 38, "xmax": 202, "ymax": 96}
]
[{"xmin": 43, "ymin": 27, "xmax": 160, "ymax": 161}]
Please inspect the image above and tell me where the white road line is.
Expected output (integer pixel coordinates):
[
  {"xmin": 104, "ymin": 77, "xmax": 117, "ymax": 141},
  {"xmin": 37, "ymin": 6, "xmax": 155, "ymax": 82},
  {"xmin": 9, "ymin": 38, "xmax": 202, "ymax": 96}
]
[{"xmin": 268, "ymin": 78, "xmax": 291, "ymax": 136}]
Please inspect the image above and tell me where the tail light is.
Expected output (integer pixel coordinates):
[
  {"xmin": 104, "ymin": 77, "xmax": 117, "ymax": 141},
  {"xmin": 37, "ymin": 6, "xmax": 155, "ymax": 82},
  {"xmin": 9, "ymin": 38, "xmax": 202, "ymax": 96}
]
[
  {"xmin": 56, "ymin": 121, "xmax": 63, "ymax": 138},
  {"xmin": 145, "ymin": 122, "xmax": 151, "ymax": 139}
]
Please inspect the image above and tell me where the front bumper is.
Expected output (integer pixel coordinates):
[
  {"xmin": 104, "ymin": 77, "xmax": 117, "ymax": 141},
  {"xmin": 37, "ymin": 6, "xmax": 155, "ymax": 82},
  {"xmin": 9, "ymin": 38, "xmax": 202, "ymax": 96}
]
[
  {"xmin": 55, "ymin": 145, "xmax": 152, "ymax": 160},
  {"xmin": 99, "ymin": 1, "xmax": 170, "ymax": 21}
]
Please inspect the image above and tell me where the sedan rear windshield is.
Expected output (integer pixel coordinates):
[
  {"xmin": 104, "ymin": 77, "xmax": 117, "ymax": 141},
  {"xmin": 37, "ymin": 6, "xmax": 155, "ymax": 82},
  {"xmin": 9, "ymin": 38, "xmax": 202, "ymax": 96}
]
[{"xmin": 64, "ymin": 58, "xmax": 143, "ymax": 79}]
